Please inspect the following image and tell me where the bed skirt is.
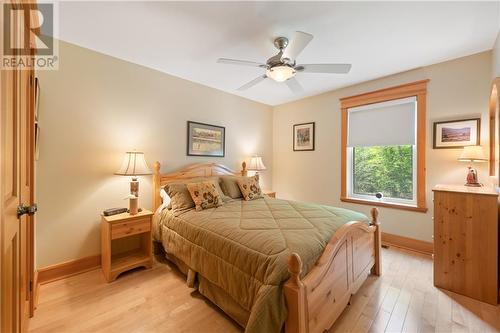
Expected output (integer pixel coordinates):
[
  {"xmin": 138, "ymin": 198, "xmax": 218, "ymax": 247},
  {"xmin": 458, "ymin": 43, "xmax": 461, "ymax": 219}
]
[{"xmin": 155, "ymin": 241, "xmax": 250, "ymax": 329}]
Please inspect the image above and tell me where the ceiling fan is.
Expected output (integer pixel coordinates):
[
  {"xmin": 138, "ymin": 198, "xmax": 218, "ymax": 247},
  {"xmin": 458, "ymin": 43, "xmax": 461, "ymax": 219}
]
[{"xmin": 216, "ymin": 31, "xmax": 352, "ymax": 93}]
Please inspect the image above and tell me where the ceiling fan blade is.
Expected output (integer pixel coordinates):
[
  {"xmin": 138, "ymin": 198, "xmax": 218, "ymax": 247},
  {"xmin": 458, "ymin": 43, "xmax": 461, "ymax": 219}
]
[
  {"xmin": 217, "ymin": 58, "xmax": 267, "ymax": 68},
  {"xmin": 282, "ymin": 31, "xmax": 313, "ymax": 61},
  {"xmin": 297, "ymin": 63, "xmax": 352, "ymax": 74},
  {"xmin": 237, "ymin": 75, "xmax": 267, "ymax": 91},
  {"xmin": 285, "ymin": 77, "xmax": 304, "ymax": 94}
]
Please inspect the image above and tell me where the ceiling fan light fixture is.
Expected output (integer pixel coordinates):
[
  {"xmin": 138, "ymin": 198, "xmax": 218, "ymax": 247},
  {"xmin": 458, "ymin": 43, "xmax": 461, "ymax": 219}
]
[{"xmin": 266, "ymin": 65, "xmax": 296, "ymax": 82}]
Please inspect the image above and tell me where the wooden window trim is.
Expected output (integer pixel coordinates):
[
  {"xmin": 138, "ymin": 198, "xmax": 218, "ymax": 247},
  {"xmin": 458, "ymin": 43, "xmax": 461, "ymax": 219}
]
[
  {"xmin": 489, "ymin": 78, "xmax": 500, "ymax": 177},
  {"xmin": 340, "ymin": 80, "xmax": 429, "ymax": 213}
]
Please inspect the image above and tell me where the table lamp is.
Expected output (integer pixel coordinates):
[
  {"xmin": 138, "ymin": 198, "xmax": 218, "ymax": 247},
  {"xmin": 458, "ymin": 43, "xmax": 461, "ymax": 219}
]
[
  {"xmin": 458, "ymin": 146, "xmax": 487, "ymax": 187},
  {"xmin": 115, "ymin": 151, "xmax": 152, "ymax": 213},
  {"xmin": 247, "ymin": 156, "xmax": 266, "ymax": 179}
]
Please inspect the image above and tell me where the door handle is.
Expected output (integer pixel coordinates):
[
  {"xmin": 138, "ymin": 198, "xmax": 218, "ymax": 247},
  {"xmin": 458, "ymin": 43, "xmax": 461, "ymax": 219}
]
[{"xmin": 17, "ymin": 204, "xmax": 37, "ymax": 218}]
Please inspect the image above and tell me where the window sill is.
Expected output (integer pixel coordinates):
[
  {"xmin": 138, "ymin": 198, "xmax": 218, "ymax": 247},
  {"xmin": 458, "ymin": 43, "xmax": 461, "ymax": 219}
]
[{"xmin": 340, "ymin": 197, "xmax": 428, "ymax": 213}]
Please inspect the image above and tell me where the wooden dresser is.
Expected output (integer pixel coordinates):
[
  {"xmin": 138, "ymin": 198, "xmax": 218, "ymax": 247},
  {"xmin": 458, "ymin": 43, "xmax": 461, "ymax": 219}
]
[{"xmin": 433, "ymin": 185, "xmax": 499, "ymax": 304}]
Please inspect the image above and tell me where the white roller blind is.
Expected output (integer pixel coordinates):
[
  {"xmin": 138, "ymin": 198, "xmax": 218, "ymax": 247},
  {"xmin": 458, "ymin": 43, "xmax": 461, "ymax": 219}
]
[{"xmin": 347, "ymin": 96, "xmax": 416, "ymax": 147}]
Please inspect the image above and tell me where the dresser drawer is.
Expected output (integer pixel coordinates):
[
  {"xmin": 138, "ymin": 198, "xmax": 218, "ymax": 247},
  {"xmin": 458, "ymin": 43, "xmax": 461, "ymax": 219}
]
[{"xmin": 111, "ymin": 219, "xmax": 150, "ymax": 239}]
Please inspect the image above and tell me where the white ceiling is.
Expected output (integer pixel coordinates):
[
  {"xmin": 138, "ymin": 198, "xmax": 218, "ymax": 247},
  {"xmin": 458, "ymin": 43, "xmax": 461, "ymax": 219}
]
[{"xmin": 54, "ymin": 1, "xmax": 500, "ymax": 106}]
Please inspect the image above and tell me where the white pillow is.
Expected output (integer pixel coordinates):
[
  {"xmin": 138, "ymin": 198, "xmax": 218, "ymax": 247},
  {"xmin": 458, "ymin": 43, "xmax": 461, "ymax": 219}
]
[{"xmin": 159, "ymin": 188, "xmax": 171, "ymax": 212}]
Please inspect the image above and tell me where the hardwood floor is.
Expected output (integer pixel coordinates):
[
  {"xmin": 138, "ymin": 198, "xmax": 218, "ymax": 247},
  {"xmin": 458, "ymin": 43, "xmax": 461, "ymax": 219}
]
[{"xmin": 29, "ymin": 248, "xmax": 500, "ymax": 333}]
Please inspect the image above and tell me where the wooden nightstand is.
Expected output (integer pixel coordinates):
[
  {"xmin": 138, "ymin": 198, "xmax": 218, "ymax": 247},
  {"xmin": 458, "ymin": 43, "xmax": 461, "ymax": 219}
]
[
  {"xmin": 264, "ymin": 191, "xmax": 276, "ymax": 198},
  {"xmin": 101, "ymin": 209, "xmax": 153, "ymax": 282}
]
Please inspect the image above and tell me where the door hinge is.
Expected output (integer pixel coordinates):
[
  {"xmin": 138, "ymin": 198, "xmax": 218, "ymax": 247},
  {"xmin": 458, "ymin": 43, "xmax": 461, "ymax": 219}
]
[
  {"xmin": 17, "ymin": 203, "xmax": 37, "ymax": 218},
  {"xmin": 29, "ymin": 280, "xmax": 33, "ymax": 292}
]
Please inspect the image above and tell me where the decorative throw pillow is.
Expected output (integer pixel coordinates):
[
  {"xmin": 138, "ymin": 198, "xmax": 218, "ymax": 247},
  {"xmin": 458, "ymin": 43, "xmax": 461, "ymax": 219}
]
[
  {"xmin": 186, "ymin": 181, "xmax": 223, "ymax": 211},
  {"xmin": 164, "ymin": 177, "xmax": 230, "ymax": 213},
  {"xmin": 220, "ymin": 175, "xmax": 243, "ymax": 199},
  {"xmin": 236, "ymin": 176, "xmax": 263, "ymax": 201},
  {"xmin": 188, "ymin": 177, "xmax": 231, "ymax": 202},
  {"xmin": 164, "ymin": 183, "xmax": 195, "ymax": 213},
  {"xmin": 208, "ymin": 177, "xmax": 232, "ymax": 202}
]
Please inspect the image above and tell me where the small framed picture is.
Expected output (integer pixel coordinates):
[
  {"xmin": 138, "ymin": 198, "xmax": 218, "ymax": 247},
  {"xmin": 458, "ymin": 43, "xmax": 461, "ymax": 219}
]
[
  {"xmin": 433, "ymin": 118, "xmax": 480, "ymax": 149},
  {"xmin": 187, "ymin": 121, "xmax": 225, "ymax": 157},
  {"xmin": 293, "ymin": 122, "xmax": 315, "ymax": 151}
]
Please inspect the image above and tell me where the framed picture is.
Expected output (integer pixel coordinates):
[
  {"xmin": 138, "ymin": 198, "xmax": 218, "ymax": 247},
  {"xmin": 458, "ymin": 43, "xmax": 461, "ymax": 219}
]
[
  {"xmin": 187, "ymin": 121, "xmax": 225, "ymax": 157},
  {"xmin": 293, "ymin": 122, "xmax": 315, "ymax": 151},
  {"xmin": 433, "ymin": 118, "xmax": 480, "ymax": 149}
]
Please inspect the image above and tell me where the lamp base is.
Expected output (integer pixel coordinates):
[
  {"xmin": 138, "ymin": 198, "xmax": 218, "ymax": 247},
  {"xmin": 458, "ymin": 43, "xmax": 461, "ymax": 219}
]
[
  {"xmin": 130, "ymin": 177, "xmax": 139, "ymax": 197},
  {"xmin": 464, "ymin": 166, "xmax": 482, "ymax": 187},
  {"xmin": 129, "ymin": 196, "xmax": 138, "ymax": 215}
]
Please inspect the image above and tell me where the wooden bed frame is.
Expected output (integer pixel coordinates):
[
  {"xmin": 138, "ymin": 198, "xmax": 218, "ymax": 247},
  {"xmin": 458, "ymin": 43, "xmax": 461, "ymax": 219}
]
[{"xmin": 152, "ymin": 161, "xmax": 381, "ymax": 333}]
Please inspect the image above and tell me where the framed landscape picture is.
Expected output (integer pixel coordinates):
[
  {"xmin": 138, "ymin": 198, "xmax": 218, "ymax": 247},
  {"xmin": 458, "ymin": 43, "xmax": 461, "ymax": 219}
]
[
  {"xmin": 433, "ymin": 118, "xmax": 480, "ymax": 149},
  {"xmin": 187, "ymin": 121, "xmax": 225, "ymax": 157},
  {"xmin": 293, "ymin": 122, "xmax": 315, "ymax": 151}
]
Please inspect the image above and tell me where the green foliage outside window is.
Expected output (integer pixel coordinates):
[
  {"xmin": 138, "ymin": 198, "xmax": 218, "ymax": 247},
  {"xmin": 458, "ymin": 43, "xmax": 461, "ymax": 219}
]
[{"xmin": 353, "ymin": 145, "xmax": 413, "ymax": 200}]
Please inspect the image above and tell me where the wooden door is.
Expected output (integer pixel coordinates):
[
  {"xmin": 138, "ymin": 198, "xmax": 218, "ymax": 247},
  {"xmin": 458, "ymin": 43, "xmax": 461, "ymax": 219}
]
[{"xmin": 1, "ymin": 2, "xmax": 36, "ymax": 332}]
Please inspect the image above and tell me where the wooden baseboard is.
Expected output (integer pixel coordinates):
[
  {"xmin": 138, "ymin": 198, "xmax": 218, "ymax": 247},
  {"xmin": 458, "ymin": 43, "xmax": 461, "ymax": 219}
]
[
  {"xmin": 381, "ymin": 232, "xmax": 433, "ymax": 256},
  {"xmin": 38, "ymin": 255, "xmax": 101, "ymax": 285}
]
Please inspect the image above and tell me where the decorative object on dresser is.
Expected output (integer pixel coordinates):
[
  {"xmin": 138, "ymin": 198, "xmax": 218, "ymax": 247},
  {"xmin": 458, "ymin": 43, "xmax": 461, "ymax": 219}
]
[
  {"xmin": 457, "ymin": 146, "xmax": 487, "ymax": 187},
  {"xmin": 187, "ymin": 121, "xmax": 225, "ymax": 157},
  {"xmin": 101, "ymin": 209, "xmax": 153, "ymax": 282},
  {"xmin": 432, "ymin": 185, "xmax": 498, "ymax": 305},
  {"xmin": 115, "ymin": 150, "xmax": 152, "ymax": 214},
  {"xmin": 293, "ymin": 122, "xmax": 315, "ymax": 151},
  {"xmin": 433, "ymin": 118, "xmax": 480, "ymax": 149}
]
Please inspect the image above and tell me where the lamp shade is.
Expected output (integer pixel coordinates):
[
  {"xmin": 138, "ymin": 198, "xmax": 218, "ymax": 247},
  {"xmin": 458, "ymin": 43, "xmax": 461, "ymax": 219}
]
[
  {"xmin": 458, "ymin": 146, "xmax": 487, "ymax": 162},
  {"xmin": 247, "ymin": 156, "xmax": 266, "ymax": 171},
  {"xmin": 115, "ymin": 151, "xmax": 152, "ymax": 175}
]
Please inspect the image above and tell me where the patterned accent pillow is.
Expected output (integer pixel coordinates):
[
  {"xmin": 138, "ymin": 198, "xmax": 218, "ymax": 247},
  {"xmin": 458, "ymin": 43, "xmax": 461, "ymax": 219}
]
[
  {"xmin": 186, "ymin": 181, "xmax": 223, "ymax": 211},
  {"xmin": 236, "ymin": 176, "xmax": 263, "ymax": 201}
]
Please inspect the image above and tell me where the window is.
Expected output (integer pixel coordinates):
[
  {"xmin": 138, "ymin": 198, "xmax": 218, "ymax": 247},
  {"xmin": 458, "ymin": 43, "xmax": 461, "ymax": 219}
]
[
  {"xmin": 352, "ymin": 145, "xmax": 414, "ymax": 201},
  {"xmin": 340, "ymin": 80, "xmax": 428, "ymax": 212}
]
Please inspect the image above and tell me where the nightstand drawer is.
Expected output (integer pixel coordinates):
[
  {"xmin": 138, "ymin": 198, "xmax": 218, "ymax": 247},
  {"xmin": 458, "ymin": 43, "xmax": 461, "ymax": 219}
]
[{"xmin": 111, "ymin": 219, "xmax": 150, "ymax": 239}]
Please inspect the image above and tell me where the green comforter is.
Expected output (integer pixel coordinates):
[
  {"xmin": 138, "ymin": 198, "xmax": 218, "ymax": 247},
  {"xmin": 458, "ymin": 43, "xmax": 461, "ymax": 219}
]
[{"xmin": 153, "ymin": 196, "xmax": 368, "ymax": 333}]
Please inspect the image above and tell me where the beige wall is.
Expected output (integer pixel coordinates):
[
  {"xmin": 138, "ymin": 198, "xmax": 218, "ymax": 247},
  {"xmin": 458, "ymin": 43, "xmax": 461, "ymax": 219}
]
[
  {"xmin": 36, "ymin": 41, "xmax": 273, "ymax": 267},
  {"xmin": 493, "ymin": 31, "xmax": 500, "ymax": 78},
  {"xmin": 37, "ymin": 40, "xmax": 493, "ymax": 266},
  {"xmin": 273, "ymin": 51, "xmax": 492, "ymax": 242}
]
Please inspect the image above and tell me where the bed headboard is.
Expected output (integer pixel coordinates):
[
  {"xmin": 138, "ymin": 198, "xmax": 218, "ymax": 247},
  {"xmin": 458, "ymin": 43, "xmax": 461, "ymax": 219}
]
[{"xmin": 152, "ymin": 161, "xmax": 248, "ymax": 211}]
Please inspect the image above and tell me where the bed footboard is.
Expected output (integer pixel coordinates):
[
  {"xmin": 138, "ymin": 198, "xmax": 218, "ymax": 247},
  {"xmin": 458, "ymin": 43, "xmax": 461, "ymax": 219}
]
[{"xmin": 284, "ymin": 208, "xmax": 381, "ymax": 333}]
